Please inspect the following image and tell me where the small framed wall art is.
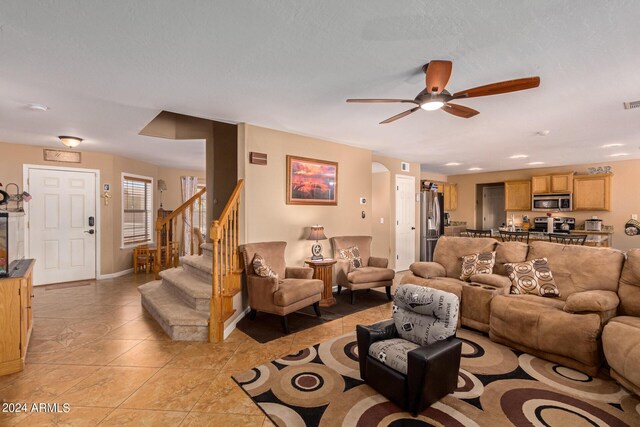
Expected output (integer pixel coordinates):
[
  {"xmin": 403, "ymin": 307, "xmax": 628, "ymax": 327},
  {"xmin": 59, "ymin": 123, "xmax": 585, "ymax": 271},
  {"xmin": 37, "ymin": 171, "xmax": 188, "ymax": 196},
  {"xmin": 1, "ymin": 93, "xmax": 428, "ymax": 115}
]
[{"xmin": 286, "ymin": 155, "xmax": 338, "ymax": 205}]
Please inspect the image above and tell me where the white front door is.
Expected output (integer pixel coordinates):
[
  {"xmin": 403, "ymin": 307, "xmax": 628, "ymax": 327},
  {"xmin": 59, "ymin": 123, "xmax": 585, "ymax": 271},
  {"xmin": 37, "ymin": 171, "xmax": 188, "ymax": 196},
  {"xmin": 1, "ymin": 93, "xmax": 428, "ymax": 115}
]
[
  {"xmin": 395, "ymin": 175, "xmax": 416, "ymax": 271},
  {"xmin": 27, "ymin": 168, "xmax": 97, "ymax": 285}
]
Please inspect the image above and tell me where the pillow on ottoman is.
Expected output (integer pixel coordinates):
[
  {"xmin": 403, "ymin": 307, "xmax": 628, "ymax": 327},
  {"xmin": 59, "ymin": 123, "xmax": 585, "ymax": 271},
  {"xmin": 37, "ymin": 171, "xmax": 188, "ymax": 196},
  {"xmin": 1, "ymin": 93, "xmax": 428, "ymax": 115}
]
[
  {"xmin": 460, "ymin": 251, "xmax": 496, "ymax": 281},
  {"xmin": 505, "ymin": 258, "xmax": 560, "ymax": 297}
]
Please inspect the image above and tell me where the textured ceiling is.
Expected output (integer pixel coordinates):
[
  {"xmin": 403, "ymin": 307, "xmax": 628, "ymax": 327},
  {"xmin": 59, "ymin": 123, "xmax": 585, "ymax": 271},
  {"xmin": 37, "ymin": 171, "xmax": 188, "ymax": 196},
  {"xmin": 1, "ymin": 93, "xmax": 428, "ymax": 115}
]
[{"xmin": 1, "ymin": 1, "xmax": 639, "ymax": 172}]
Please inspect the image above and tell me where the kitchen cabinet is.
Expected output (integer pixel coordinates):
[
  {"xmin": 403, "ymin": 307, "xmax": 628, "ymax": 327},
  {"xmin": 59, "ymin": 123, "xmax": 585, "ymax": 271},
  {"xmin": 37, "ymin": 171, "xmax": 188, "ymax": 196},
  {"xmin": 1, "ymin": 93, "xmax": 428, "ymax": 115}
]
[
  {"xmin": 0, "ymin": 259, "xmax": 34, "ymax": 376},
  {"xmin": 573, "ymin": 173, "xmax": 612, "ymax": 211},
  {"xmin": 505, "ymin": 180, "xmax": 532, "ymax": 211},
  {"xmin": 531, "ymin": 172, "xmax": 574, "ymax": 194},
  {"xmin": 443, "ymin": 183, "xmax": 458, "ymax": 211}
]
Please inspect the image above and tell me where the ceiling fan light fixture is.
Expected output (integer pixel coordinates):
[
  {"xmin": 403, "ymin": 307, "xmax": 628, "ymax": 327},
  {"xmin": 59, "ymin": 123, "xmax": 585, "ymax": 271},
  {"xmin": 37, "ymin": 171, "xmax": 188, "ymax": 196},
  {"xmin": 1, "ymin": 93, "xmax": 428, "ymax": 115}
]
[
  {"xmin": 420, "ymin": 100, "xmax": 444, "ymax": 111},
  {"xmin": 58, "ymin": 136, "xmax": 83, "ymax": 148}
]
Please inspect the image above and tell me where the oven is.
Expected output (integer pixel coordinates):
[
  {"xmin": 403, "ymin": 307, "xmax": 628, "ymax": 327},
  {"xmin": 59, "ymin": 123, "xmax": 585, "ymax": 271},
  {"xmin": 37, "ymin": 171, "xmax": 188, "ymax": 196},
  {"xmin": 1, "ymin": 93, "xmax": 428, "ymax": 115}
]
[{"xmin": 532, "ymin": 193, "xmax": 572, "ymax": 212}]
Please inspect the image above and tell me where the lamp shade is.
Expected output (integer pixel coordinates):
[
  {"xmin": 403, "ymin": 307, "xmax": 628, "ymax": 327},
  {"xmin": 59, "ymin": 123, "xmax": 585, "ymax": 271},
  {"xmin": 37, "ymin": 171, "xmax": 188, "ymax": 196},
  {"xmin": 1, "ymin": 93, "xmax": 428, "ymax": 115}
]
[
  {"xmin": 157, "ymin": 179, "xmax": 168, "ymax": 191},
  {"xmin": 307, "ymin": 225, "xmax": 327, "ymax": 241}
]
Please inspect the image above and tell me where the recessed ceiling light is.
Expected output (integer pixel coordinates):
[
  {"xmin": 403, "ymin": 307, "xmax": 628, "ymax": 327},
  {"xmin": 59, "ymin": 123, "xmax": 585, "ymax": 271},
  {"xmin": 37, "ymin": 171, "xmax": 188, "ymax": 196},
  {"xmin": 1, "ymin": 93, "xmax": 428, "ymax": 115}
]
[
  {"xmin": 527, "ymin": 161, "xmax": 545, "ymax": 165},
  {"xmin": 445, "ymin": 162, "xmax": 461, "ymax": 166},
  {"xmin": 608, "ymin": 152, "xmax": 629, "ymax": 157},
  {"xmin": 601, "ymin": 143, "xmax": 624, "ymax": 148},
  {"xmin": 468, "ymin": 167, "xmax": 482, "ymax": 171},
  {"xmin": 509, "ymin": 154, "xmax": 529, "ymax": 159},
  {"xmin": 27, "ymin": 103, "xmax": 49, "ymax": 111},
  {"xmin": 536, "ymin": 130, "xmax": 550, "ymax": 136}
]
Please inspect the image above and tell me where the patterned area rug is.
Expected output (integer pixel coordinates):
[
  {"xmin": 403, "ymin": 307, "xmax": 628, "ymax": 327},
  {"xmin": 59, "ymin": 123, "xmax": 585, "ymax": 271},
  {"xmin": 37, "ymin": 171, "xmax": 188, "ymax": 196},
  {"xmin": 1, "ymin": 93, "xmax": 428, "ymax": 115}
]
[{"xmin": 233, "ymin": 328, "xmax": 640, "ymax": 426}]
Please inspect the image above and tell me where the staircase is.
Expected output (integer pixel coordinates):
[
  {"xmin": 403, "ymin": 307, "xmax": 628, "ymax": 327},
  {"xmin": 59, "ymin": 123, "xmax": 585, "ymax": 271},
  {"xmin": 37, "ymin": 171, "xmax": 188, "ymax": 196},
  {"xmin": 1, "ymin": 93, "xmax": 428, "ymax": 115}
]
[
  {"xmin": 138, "ymin": 244, "xmax": 209, "ymax": 340},
  {"xmin": 138, "ymin": 180, "xmax": 244, "ymax": 342}
]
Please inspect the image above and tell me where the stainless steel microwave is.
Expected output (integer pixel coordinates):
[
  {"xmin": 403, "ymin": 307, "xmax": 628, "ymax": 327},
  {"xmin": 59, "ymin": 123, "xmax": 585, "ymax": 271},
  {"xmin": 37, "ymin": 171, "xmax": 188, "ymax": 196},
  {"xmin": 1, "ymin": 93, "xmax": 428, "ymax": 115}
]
[{"xmin": 532, "ymin": 193, "xmax": 572, "ymax": 212}]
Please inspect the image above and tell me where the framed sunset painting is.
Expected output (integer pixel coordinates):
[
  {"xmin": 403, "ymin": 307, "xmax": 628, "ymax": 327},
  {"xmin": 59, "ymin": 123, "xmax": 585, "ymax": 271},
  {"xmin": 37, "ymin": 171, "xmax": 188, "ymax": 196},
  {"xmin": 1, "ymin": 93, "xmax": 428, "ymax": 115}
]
[{"xmin": 286, "ymin": 155, "xmax": 338, "ymax": 205}]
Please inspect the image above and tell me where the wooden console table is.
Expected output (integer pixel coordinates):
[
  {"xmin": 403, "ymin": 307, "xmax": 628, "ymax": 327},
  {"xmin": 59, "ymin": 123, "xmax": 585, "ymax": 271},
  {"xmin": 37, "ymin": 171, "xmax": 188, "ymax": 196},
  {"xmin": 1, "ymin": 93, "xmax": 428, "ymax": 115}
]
[
  {"xmin": 0, "ymin": 259, "xmax": 35, "ymax": 376},
  {"xmin": 305, "ymin": 258, "xmax": 337, "ymax": 307}
]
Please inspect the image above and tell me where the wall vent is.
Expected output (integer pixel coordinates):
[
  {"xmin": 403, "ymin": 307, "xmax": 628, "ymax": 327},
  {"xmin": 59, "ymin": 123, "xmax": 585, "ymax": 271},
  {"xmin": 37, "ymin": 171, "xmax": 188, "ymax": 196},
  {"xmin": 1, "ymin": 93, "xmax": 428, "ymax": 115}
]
[{"xmin": 623, "ymin": 100, "xmax": 640, "ymax": 110}]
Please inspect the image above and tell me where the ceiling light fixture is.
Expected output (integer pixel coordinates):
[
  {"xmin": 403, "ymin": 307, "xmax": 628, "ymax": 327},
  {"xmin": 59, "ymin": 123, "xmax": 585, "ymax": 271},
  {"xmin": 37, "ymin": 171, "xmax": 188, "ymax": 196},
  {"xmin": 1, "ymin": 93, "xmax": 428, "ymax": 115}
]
[
  {"xmin": 609, "ymin": 153, "xmax": 629, "ymax": 157},
  {"xmin": 58, "ymin": 136, "xmax": 83, "ymax": 148},
  {"xmin": 536, "ymin": 130, "xmax": 550, "ymax": 136},
  {"xmin": 509, "ymin": 154, "xmax": 529, "ymax": 159},
  {"xmin": 420, "ymin": 100, "xmax": 444, "ymax": 111},
  {"xmin": 527, "ymin": 161, "xmax": 545, "ymax": 165},
  {"xmin": 445, "ymin": 162, "xmax": 461, "ymax": 166},
  {"xmin": 468, "ymin": 167, "xmax": 482, "ymax": 171},
  {"xmin": 601, "ymin": 143, "xmax": 624, "ymax": 148},
  {"xmin": 27, "ymin": 103, "xmax": 49, "ymax": 111}
]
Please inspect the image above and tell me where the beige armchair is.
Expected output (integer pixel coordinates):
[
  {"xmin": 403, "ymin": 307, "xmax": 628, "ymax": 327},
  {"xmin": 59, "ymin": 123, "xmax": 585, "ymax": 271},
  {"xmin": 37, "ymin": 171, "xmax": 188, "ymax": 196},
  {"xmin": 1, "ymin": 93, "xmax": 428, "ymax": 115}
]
[
  {"xmin": 330, "ymin": 236, "xmax": 395, "ymax": 304},
  {"xmin": 240, "ymin": 241, "xmax": 323, "ymax": 333}
]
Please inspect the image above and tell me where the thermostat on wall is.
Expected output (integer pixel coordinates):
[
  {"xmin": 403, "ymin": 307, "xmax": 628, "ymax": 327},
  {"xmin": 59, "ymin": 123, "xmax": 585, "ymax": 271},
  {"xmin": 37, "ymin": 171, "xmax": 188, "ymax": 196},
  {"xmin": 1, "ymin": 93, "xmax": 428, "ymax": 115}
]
[
  {"xmin": 360, "ymin": 197, "xmax": 367, "ymax": 204},
  {"xmin": 103, "ymin": 184, "xmax": 110, "ymax": 191},
  {"xmin": 401, "ymin": 162, "xmax": 410, "ymax": 172}
]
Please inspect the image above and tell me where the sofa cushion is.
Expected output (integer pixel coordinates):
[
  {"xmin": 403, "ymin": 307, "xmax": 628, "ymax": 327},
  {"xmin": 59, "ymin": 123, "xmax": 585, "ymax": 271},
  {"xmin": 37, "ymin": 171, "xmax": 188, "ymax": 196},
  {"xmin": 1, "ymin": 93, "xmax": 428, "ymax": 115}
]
[
  {"xmin": 563, "ymin": 290, "xmax": 619, "ymax": 313},
  {"xmin": 338, "ymin": 245, "xmax": 363, "ymax": 270},
  {"xmin": 469, "ymin": 273, "xmax": 512, "ymax": 289},
  {"xmin": 494, "ymin": 241, "xmax": 529, "ymax": 276},
  {"xmin": 618, "ymin": 249, "xmax": 640, "ymax": 317},
  {"xmin": 369, "ymin": 338, "xmax": 420, "ymax": 375},
  {"xmin": 393, "ymin": 284, "xmax": 459, "ymax": 346},
  {"xmin": 460, "ymin": 251, "xmax": 496, "ymax": 281},
  {"xmin": 409, "ymin": 262, "xmax": 446, "ymax": 279},
  {"xmin": 433, "ymin": 236, "xmax": 498, "ymax": 279},
  {"xmin": 505, "ymin": 258, "xmax": 560, "ymax": 297},
  {"xmin": 347, "ymin": 266, "xmax": 394, "ymax": 284},
  {"xmin": 526, "ymin": 241, "xmax": 624, "ymax": 300},
  {"xmin": 252, "ymin": 253, "xmax": 280, "ymax": 282},
  {"xmin": 273, "ymin": 278, "xmax": 323, "ymax": 306}
]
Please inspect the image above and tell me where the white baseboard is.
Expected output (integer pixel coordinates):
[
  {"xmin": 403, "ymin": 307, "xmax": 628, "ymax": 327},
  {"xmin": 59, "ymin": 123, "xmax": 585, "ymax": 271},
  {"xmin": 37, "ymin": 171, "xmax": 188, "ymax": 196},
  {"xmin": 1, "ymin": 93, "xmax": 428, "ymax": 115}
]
[
  {"xmin": 224, "ymin": 306, "xmax": 251, "ymax": 339},
  {"xmin": 98, "ymin": 268, "xmax": 134, "ymax": 280}
]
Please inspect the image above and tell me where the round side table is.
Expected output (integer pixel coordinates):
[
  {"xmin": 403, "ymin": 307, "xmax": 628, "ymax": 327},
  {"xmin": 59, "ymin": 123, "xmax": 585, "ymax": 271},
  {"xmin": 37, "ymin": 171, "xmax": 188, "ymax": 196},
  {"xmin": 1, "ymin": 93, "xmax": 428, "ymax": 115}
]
[{"xmin": 304, "ymin": 258, "xmax": 337, "ymax": 307}]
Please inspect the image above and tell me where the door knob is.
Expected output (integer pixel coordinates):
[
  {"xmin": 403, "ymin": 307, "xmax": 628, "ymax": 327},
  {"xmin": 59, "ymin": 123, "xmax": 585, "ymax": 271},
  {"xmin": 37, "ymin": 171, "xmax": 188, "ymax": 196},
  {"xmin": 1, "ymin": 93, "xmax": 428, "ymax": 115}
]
[
  {"xmin": 84, "ymin": 229, "xmax": 95, "ymax": 235},
  {"xmin": 411, "ymin": 227, "xmax": 416, "ymax": 230}
]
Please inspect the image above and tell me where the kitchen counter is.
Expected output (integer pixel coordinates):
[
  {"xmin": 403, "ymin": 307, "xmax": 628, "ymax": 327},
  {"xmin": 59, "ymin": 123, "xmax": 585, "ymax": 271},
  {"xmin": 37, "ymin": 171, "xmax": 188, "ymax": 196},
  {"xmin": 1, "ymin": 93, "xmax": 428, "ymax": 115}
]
[{"xmin": 495, "ymin": 229, "xmax": 610, "ymax": 247}]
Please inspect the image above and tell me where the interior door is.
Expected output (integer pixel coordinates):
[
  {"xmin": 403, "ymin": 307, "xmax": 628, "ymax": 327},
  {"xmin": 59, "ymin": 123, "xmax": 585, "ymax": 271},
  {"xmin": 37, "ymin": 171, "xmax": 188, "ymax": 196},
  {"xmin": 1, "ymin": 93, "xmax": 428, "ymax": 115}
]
[
  {"xmin": 482, "ymin": 185, "xmax": 505, "ymax": 230},
  {"xmin": 27, "ymin": 168, "xmax": 97, "ymax": 285},
  {"xmin": 395, "ymin": 175, "xmax": 416, "ymax": 271}
]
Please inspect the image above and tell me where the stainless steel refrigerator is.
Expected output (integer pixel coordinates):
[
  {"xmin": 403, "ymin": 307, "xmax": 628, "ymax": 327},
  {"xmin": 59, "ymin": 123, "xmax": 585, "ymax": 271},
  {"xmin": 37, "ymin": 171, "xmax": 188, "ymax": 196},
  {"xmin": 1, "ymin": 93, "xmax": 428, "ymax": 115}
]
[{"xmin": 420, "ymin": 190, "xmax": 444, "ymax": 262}]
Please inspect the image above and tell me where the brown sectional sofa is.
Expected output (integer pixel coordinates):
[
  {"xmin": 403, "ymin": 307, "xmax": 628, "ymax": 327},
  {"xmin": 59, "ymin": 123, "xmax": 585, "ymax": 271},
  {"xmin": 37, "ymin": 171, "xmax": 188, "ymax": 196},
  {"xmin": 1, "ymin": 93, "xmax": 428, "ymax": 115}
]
[
  {"xmin": 402, "ymin": 236, "xmax": 628, "ymax": 377},
  {"xmin": 603, "ymin": 249, "xmax": 640, "ymax": 394}
]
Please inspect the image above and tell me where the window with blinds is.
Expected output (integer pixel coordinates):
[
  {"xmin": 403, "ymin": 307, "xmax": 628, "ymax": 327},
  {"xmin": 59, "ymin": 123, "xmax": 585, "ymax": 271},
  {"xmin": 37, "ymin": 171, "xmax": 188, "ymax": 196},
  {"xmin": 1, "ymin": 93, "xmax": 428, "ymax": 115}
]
[{"xmin": 122, "ymin": 174, "xmax": 153, "ymax": 246}]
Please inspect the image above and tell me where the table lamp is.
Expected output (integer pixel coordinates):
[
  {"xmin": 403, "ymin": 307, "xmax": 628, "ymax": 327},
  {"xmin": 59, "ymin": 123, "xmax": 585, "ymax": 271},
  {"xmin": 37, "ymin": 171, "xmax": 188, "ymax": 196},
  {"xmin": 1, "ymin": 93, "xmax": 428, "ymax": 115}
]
[{"xmin": 307, "ymin": 225, "xmax": 327, "ymax": 260}]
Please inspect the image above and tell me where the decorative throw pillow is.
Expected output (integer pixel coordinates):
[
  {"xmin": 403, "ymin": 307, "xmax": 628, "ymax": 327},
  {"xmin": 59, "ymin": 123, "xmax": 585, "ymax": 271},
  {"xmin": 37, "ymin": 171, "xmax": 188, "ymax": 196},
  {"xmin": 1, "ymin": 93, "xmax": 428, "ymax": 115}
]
[
  {"xmin": 337, "ymin": 245, "xmax": 362, "ymax": 270},
  {"xmin": 505, "ymin": 258, "xmax": 560, "ymax": 297},
  {"xmin": 252, "ymin": 254, "xmax": 279, "ymax": 281},
  {"xmin": 460, "ymin": 251, "xmax": 496, "ymax": 281}
]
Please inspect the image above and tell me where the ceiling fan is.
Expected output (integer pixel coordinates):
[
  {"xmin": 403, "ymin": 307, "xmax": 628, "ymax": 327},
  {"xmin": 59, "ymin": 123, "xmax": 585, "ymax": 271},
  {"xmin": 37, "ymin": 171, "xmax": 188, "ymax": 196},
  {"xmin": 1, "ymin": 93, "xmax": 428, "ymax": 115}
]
[{"xmin": 346, "ymin": 60, "xmax": 540, "ymax": 124}]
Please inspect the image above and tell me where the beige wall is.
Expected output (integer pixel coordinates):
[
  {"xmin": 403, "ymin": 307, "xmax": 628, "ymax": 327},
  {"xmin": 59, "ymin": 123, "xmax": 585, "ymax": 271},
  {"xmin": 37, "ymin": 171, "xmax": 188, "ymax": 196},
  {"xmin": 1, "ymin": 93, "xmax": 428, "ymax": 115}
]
[
  {"xmin": 421, "ymin": 170, "xmax": 448, "ymax": 182},
  {"xmin": 371, "ymin": 170, "xmax": 391, "ymax": 259},
  {"xmin": 0, "ymin": 141, "xmax": 204, "ymax": 275},
  {"xmin": 448, "ymin": 159, "xmax": 640, "ymax": 252},
  {"xmin": 372, "ymin": 155, "xmax": 421, "ymax": 270},
  {"xmin": 239, "ymin": 124, "xmax": 373, "ymax": 266}
]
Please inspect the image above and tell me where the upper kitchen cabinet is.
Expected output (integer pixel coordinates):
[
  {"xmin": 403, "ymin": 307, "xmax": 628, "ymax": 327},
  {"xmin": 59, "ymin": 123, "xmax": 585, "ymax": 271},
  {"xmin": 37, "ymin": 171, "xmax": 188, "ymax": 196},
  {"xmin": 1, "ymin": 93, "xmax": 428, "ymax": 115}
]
[
  {"xmin": 531, "ymin": 172, "xmax": 574, "ymax": 194},
  {"xmin": 505, "ymin": 180, "xmax": 532, "ymax": 211},
  {"xmin": 443, "ymin": 183, "xmax": 458, "ymax": 211},
  {"xmin": 573, "ymin": 173, "xmax": 612, "ymax": 211}
]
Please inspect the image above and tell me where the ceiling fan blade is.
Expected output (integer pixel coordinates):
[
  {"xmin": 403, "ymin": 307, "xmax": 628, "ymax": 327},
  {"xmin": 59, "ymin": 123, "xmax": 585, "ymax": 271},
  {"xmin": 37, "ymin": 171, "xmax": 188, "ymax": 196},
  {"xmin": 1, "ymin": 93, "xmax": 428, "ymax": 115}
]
[
  {"xmin": 380, "ymin": 107, "xmax": 420, "ymax": 124},
  {"xmin": 442, "ymin": 103, "xmax": 480, "ymax": 118},
  {"xmin": 425, "ymin": 60, "xmax": 453, "ymax": 94},
  {"xmin": 346, "ymin": 98, "xmax": 417, "ymax": 104},
  {"xmin": 453, "ymin": 76, "xmax": 540, "ymax": 99}
]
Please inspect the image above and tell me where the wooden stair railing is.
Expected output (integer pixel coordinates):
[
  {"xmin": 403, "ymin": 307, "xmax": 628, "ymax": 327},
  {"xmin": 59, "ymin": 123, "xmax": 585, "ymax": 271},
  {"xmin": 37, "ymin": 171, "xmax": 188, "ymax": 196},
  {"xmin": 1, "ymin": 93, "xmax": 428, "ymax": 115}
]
[
  {"xmin": 209, "ymin": 179, "xmax": 244, "ymax": 342},
  {"xmin": 153, "ymin": 186, "xmax": 207, "ymax": 278}
]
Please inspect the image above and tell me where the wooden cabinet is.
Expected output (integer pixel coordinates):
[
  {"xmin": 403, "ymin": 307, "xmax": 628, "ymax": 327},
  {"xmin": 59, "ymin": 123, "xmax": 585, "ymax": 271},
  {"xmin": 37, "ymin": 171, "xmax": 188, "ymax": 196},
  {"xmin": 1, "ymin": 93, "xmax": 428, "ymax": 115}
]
[
  {"xmin": 1, "ymin": 259, "xmax": 35, "ymax": 376},
  {"xmin": 531, "ymin": 172, "xmax": 574, "ymax": 194},
  {"xmin": 443, "ymin": 183, "xmax": 458, "ymax": 211},
  {"xmin": 573, "ymin": 174, "xmax": 612, "ymax": 211},
  {"xmin": 505, "ymin": 180, "xmax": 532, "ymax": 211}
]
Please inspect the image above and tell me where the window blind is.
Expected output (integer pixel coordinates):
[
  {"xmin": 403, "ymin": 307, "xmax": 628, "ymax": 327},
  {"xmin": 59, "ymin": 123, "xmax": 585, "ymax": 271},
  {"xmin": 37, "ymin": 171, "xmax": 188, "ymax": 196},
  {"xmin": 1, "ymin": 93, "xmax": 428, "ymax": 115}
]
[{"xmin": 122, "ymin": 176, "xmax": 153, "ymax": 245}]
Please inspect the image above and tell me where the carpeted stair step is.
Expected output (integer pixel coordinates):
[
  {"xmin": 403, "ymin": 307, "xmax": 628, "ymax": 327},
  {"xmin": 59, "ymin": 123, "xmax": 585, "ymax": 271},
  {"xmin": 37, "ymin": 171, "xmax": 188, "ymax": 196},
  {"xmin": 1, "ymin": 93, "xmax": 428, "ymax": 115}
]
[
  {"xmin": 181, "ymin": 254, "xmax": 213, "ymax": 283},
  {"xmin": 159, "ymin": 267, "xmax": 211, "ymax": 312},
  {"xmin": 138, "ymin": 281, "xmax": 209, "ymax": 341},
  {"xmin": 201, "ymin": 243, "xmax": 213, "ymax": 260}
]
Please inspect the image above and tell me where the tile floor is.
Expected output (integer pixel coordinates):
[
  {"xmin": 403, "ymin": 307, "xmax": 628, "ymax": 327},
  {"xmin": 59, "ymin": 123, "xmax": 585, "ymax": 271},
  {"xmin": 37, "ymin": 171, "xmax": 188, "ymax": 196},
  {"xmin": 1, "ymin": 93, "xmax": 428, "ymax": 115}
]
[{"xmin": 0, "ymin": 273, "xmax": 397, "ymax": 426}]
